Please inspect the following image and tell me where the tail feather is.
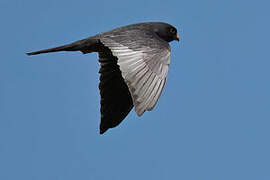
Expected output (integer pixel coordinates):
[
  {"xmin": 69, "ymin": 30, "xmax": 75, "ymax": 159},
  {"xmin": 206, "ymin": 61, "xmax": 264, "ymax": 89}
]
[
  {"xmin": 26, "ymin": 37, "xmax": 99, "ymax": 56},
  {"xmin": 26, "ymin": 44, "xmax": 76, "ymax": 56}
]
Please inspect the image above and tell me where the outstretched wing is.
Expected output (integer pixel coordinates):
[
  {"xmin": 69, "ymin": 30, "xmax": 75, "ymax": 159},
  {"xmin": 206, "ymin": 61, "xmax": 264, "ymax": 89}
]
[
  {"xmin": 100, "ymin": 29, "xmax": 171, "ymax": 116},
  {"xmin": 98, "ymin": 46, "xmax": 133, "ymax": 134}
]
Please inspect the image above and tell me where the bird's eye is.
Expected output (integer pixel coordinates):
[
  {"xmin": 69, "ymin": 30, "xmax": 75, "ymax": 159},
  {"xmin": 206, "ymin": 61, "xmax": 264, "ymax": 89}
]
[{"xmin": 170, "ymin": 28, "xmax": 176, "ymax": 34}]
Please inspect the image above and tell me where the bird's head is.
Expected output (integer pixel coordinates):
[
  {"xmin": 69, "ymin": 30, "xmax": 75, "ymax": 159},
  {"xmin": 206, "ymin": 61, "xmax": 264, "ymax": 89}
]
[{"xmin": 151, "ymin": 22, "xmax": 179, "ymax": 42}]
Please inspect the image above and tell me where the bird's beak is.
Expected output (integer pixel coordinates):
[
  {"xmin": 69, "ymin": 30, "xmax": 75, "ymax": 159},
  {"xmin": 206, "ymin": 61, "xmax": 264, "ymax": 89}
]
[{"xmin": 176, "ymin": 33, "xmax": 180, "ymax": 41}]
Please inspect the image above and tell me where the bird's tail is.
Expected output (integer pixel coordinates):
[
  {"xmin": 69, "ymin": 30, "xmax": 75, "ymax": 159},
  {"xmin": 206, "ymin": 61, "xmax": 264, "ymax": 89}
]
[{"xmin": 26, "ymin": 37, "xmax": 99, "ymax": 56}]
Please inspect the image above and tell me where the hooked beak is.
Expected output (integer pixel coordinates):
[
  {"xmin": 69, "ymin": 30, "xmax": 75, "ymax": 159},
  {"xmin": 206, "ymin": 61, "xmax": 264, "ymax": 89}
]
[{"xmin": 176, "ymin": 33, "xmax": 180, "ymax": 41}]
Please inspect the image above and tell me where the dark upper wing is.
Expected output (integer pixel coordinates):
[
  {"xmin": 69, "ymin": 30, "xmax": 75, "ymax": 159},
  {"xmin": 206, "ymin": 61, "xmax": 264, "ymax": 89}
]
[
  {"xmin": 100, "ymin": 29, "xmax": 171, "ymax": 116},
  {"xmin": 98, "ymin": 46, "xmax": 133, "ymax": 134}
]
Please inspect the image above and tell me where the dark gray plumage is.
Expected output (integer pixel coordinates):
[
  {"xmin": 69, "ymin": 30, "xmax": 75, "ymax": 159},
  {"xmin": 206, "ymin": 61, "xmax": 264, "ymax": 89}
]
[{"xmin": 27, "ymin": 22, "xmax": 179, "ymax": 134}]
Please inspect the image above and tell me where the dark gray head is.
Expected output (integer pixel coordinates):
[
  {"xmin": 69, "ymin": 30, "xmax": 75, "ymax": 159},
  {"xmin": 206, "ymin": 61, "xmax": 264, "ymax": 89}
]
[
  {"xmin": 114, "ymin": 22, "xmax": 180, "ymax": 43},
  {"xmin": 149, "ymin": 22, "xmax": 179, "ymax": 42}
]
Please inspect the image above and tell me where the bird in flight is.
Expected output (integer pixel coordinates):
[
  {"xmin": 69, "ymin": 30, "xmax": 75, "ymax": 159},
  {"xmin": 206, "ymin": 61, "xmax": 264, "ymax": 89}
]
[{"xmin": 27, "ymin": 22, "xmax": 179, "ymax": 134}]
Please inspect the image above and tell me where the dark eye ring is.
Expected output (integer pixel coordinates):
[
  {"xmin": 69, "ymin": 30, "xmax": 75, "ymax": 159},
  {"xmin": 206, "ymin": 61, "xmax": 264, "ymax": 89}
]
[{"xmin": 170, "ymin": 28, "xmax": 176, "ymax": 34}]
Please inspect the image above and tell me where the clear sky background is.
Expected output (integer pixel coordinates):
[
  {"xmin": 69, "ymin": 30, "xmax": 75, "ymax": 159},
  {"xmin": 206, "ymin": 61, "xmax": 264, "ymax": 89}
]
[{"xmin": 1, "ymin": 0, "xmax": 270, "ymax": 179}]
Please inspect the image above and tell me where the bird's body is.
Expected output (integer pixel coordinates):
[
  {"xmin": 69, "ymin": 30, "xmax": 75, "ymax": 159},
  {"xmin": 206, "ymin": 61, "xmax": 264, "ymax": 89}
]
[{"xmin": 27, "ymin": 22, "xmax": 179, "ymax": 134}]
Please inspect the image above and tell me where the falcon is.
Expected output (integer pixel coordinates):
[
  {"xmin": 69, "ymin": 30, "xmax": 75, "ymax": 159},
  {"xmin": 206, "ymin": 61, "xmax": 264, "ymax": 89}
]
[{"xmin": 27, "ymin": 22, "xmax": 180, "ymax": 134}]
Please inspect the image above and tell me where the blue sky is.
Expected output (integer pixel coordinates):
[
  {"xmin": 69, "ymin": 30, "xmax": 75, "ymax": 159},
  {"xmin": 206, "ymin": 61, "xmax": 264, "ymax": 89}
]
[{"xmin": 1, "ymin": 0, "xmax": 270, "ymax": 179}]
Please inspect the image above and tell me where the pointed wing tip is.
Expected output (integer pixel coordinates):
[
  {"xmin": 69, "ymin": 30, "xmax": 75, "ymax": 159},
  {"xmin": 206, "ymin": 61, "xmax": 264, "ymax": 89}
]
[
  {"xmin": 135, "ymin": 108, "xmax": 145, "ymax": 117},
  {"xmin": 99, "ymin": 128, "xmax": 108, "ymax": 135},
  {"xmin": 99, "ymin": 123, "xmax": 110, "ymax": 134}
]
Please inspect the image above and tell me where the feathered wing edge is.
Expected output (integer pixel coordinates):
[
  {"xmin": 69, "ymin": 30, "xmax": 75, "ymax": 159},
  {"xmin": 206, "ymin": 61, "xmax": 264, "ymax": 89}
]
[
  {"xmin": 98, "ymin": 47, "xmax": 134, "ymax": 134},
  {"xmin": 100, "ymin": 38, "xmax": 170, "ymax": 116}
]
